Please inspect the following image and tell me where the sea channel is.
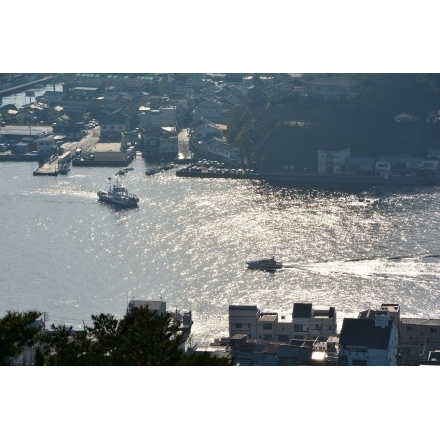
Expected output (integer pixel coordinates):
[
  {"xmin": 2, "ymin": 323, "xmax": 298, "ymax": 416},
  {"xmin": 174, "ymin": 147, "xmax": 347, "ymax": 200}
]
[
  {"xmin": 2, "ymin": 157, "xmax": 440, "ymax": 348},
  {"xmin": 2, "ymin": 84, "xmax": 440, "ymax": 348}
]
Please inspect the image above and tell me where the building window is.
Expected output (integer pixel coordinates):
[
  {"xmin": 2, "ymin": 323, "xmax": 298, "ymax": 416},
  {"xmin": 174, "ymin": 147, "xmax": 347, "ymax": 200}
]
[
  {"xmin": 263, "ymin": 323, "xmax": 272, "ymax": 330},
  {"xmin": 235, "ymin": 323, "xmax": 242, "ymax": 329},
  {"xmin": 294, "ymin": 324, "xmax": 303, "ymax": 331},
  {"xmin": 407, "ymin": 326, "xmax": 413, "ymax": 331},
  {"xmin": 430, "ymin": 327, "xmax": 437, "ymax": 333},
  {"xmin": 278, "ymin": 335, "xmax": 289, "ymax": 342},
  {"xmin": 263, "ymin": 334, "xmax": 272, "ymax": 341}
]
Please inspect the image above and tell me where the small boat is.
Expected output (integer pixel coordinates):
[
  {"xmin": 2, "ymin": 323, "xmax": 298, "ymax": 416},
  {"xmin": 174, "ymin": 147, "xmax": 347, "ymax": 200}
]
[
  {"xmin": 97, "ymin": 180, "xmax": 139, "ymax": 208},
  {"xmin": 245, "ymin": 256, "xmax": 283, "ymax": 271},
  {"xmin": 59, "ymin": 162, "xmax": 71, "ymax": 174},
  {"xmin": 145, "ymin": 167, "xmax": 159, "ymax": 176}
]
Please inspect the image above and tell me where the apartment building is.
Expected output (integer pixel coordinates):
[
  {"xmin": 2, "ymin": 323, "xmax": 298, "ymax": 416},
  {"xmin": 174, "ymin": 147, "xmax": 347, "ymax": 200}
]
[
  {"xmin": 338, "ymin": 310, "xmax": 399, "ymax": 366},
  {"xmin": 399, "ymin": 318, "xmax": 440, "ymax": 362},
  {"xmin": 229, "ymin": 302, "xmax": 337, "ymax": 343}
]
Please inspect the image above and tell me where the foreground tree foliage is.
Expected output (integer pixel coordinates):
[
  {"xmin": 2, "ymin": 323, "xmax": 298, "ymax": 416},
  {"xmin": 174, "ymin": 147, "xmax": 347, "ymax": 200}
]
[
  {"xmin": 0, "ymin": 310, "xmax": 43, "ymax": 365},
  {"xmin": 39, "ymin": 306, "xmax": 231, "ymax": 366}
]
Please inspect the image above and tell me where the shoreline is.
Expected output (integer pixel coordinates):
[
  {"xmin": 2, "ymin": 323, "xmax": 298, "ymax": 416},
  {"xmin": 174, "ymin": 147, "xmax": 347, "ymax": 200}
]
[{"xmin": 175, "ymin": 166, "xmax": 440, "ymax": 190}]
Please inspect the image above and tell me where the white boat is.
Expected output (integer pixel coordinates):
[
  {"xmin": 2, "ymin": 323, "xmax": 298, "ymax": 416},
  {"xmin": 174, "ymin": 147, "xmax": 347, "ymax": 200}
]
[
  {"xmin": 245, "ymin": 256, "xmax": 283, "ymax": 271},
  {"xmin": 97, "ymin": 180, "xmax": 139, "ymax": 208}
]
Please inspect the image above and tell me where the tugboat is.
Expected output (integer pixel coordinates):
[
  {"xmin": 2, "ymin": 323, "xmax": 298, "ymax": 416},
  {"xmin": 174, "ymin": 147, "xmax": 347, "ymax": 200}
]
[
  {"xmin": 97, "ymin": 180, "xmax": 139, "ymax": 208},
  {"xmin": 245, "ymin": 256, "xmax": 283, "ymax": 271}
]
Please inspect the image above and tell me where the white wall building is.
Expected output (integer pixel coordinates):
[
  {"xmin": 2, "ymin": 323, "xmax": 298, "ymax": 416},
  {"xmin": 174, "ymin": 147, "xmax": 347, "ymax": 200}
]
[
  {"xmin": 197, "ymin": 136, "xmax": 240, "ymax": 165},
  {"xmin": 229, "ymin": 305, "xmax": 260, "ymax": 338},
  {"xmin": 229, "ymin": 302, "xmax": 337, "ymax": 343},
  {"xmin": 139, "ymin": 106, "xmax": 176, "ymax": 129},
  {"xmin": 338, "ymin": 311, "xmax": 399, "ymax": 366},
  {"xmin": 190, "ymin": 118, "xmax": 225, "ymax": 141},
  {"xmin": 35, "ymin": 135, "xmax": 56, "ymax": 156},
  {"xmin": 317, "ymin": 148, "xmax": 350, "ymax": 174},
  {"xmin": 291, "ymin": 303, "xmax": 337, "ymax": 340}
]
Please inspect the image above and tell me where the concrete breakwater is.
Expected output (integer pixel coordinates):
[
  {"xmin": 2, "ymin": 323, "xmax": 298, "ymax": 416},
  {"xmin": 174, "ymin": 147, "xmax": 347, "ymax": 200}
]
[
  {"xmin": 176, "ymin": 165, "xmax": 440, "ymax": 191},
  {"xmin": 261, "ymin": 172, "xmax": 440, "ymax": 190},
  {"xmin": 176, "ymin": 165, "xmax": 260, "ymax": 179}
]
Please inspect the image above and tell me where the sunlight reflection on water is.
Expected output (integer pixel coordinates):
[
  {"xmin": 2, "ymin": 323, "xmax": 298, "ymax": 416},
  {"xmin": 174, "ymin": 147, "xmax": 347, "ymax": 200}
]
[{"xmin": 1, "ymin": 162, "xmax": 440, "ymax": 346}]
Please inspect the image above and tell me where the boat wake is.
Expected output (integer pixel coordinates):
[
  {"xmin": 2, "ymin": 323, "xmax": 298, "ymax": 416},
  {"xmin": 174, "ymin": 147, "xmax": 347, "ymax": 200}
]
[
  {"xmin": 283, "ymin": 253, "xmax": 440, "ymax": 268},
  {"xmin": 280, "ymin": 253, "xmax": 440, "ymax": 280}
]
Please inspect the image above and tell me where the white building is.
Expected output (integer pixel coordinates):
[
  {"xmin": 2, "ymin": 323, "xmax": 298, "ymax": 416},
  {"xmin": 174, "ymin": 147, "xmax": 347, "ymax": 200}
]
[
  {"xmin": 229, "ymin": 305, "xmax": 260, "ymax": 338},
  {"xmin": 196, "ymin": 136, "xmax": 240, "ymax": 165},
  {"xmin": 138, "ymin": 106, "xmax": 176, "ymax": 129},
  {"xmin": 192, "ymin": 99, "xmax": 232, "ymax": 125},
  {"xmin": 338, "ymin": 310, "xmax": 399, "ymax": 366},
  {"xmin": 317, "ymin": 148, "xmax": 350, "ymax": 174},
  {"xmin": 190, "ymin": 118, "xmax": 226, "ymax": 141},
  {"xmin": 35, "ymin": 135, "xmax": 56, "ymax": 156},
  {"xmin": 229, "ymin": 302, "xmax": 337, "ymax": 343},
  {"xmin": 291, "ymin": 303, "xmax": 337, "ymax": 339}
]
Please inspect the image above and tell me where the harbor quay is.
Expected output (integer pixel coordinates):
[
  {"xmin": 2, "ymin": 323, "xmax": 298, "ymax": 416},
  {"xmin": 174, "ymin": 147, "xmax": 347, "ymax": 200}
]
[
  {"xmin": 175, "ymin": 163, "xmax": 440, "ymax": 190},
  {"xmin": 0, "ymin": 123, "xmax": 137, "ymax": 174},
  {"xmin": 72, "ymin": 142, "xmax": 136, "ymax": 167},
  {"xmin": 176, "ymin": 164, "xmax": 260, "ymax": 180}
]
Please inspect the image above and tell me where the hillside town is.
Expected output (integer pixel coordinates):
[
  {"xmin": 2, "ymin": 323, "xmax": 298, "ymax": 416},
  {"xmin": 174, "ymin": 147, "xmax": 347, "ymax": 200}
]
[
  {"xmin": 2, "ymin": 73, "xmax": 440, "ymax": 366},
  {"xmin": 2, "ymin": 73, "xmax": 440, "ymax": 186}
]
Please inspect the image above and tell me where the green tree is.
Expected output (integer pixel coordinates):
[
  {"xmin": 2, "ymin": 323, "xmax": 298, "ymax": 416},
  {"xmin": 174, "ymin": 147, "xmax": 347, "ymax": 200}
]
[
  {"xmin": 39, "ymin": 323, "xmax": 91, "ymax": 366},
  {"xmin": 38, "ymin": 307, "xmax": 231, "ymax": 366},
  {"xmin": 0, "ymin": 310, "xmax": 43, "ymax": 365},
  {"xmin": 114, "ymin": 306, "xmax": 184, "ymax": 365}
]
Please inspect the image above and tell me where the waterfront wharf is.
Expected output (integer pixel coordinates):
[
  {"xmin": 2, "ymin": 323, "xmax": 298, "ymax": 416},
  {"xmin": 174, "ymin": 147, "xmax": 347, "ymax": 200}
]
[
  {"xmin": 175, "ymin": 165, "xmax": 440, "ymax": 191},
  {"xmin": 33, "ymin": 156, "xmax": 62, "ymax": 176},
  {"xmin": 33, "ymin": 157, "xmax": 59, "ymax": 176},
  {"xmin": 72, "ymin": 142, "xmax": 135, "ymax": 167},
  {"xmin": 176, "ymin": 165, "xmax": 261, "ymax": 180}
]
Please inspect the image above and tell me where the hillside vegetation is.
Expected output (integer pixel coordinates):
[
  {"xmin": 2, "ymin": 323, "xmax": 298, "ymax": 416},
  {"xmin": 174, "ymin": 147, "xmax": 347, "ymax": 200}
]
[{"xmin": 227, "ymin": 74, "xmax": 440, "ymax": 171}]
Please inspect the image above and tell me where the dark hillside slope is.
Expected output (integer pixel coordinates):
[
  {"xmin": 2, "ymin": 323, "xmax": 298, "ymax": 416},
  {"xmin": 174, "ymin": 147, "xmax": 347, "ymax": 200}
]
[{"xmin": 227, "ymin": 74, "xmax": 440, "ymax": 171}]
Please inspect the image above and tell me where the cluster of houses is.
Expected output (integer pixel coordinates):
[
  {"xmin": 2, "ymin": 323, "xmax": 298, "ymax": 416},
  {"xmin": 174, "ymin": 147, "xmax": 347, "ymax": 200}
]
[
  {"xmin": 0, "ymin": 73, "xmax": 262, "ymax": 161},
  {"xmin": 208, "ymin": 302, "xmax": 440, "ymax": 366},
  {"xmin": 0, "ymin": 73, "xmax": 381, "ymax": 166},
  {"xmin": 3, "ymin": 73, "xmax": 440, "ymax": 172}
]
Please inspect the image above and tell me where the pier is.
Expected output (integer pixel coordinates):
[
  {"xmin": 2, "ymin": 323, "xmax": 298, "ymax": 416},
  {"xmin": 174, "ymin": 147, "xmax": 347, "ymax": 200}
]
[
  {"xmin": 175, "ymin": 164, "xmax": 440, "ymax": 191},
  {"xmin": 33, "ymin": 162, "xmax": 59, "ymax": 176},
  {"xmin": 33, "ymin": 152, "xmax": 72, "ymax": 176},
  {"xmin": 176, "ymin": 165, "xmax": 261, "ymax": 180}
]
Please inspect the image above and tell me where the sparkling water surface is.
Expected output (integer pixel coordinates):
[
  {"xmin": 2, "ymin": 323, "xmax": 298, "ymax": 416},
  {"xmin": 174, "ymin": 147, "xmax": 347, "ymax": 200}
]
[{"xmin": 1, "ymin": 158, "xmax": 440, "ymax": 347}]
